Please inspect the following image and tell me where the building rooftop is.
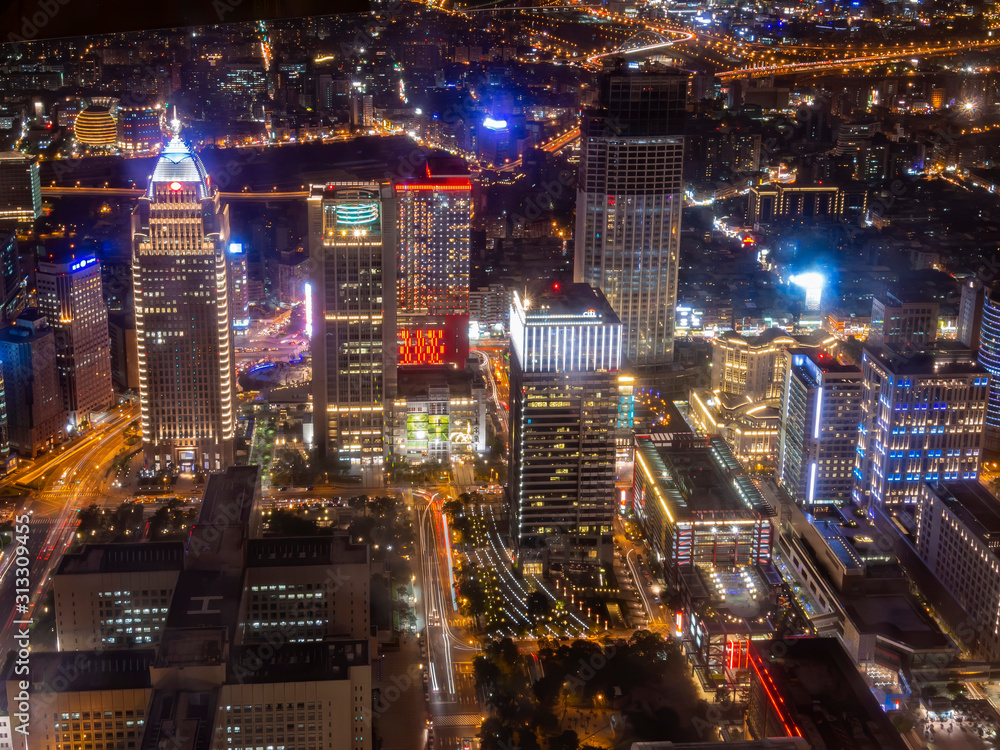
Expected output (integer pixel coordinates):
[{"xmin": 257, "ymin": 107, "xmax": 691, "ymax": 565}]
[
  {"xmin": 245, "ymin": 534, "xmax": 369, "ymax": 568},
  {"xmin": 227, "ymin": 640, "xmax": 368, "ymax": 684},
  {"xmin": 56, "ymin": 542, "xmax": 185, "ymax": 575},
  {"xmin": 13, "ymin": 649, "xmax": 155, "ymax": 692},
  {"xmin": 786, "ymin": 347, "xmax": 860, "ymax": 381},
  {"xmin": 634, "ymin": 434, "xmax": 772, "ymax": 521},
  {"xmin": 140, "ymin": 689, "xmax": 218, "ymax": 750},
  {"xmin": 926, "ymin": 481, "xmax": 1000, "ymax": 548},
  {"xmin": 396, "ymin": 365, "xmax": 478, "ymax": 400},
  {"xmin": 863, "ymin": 343, "xmax": 985, "ymax": 375},
  {"xmin": 165, "ymin": 569, "xmax": 243, "ymax": 635},
  {"xmin": 515, "ymin": 282, "xmax": 619, "ymax": 322},
  {"xmin": 840, "ymin": 592, "xmax": 952, "ymax": 653},
  {"xmin": 196, "ymin": 465, "xmax": 260, "ymax": 531},
  {"xmin": 752, "ymin": 638, "xmax": 910, "ymax": 750},
  {"xmin": 148, "ymin": 135, "xmax": 211, "ymax": 200}
]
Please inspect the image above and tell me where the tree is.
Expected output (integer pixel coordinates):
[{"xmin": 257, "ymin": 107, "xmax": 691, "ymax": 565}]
[
  {"xmin": 268, "ymin": 509, "xmax": 321, "ymax": 536},
  {"xmin": 77, "ymin": 505, "xmax": 105, "ymax": 532},
  {"xmin": 531, "ymin": 674, "xmax": 563, "ymax": 709},
  {"xmin": 458, "ymin": 575, "xmax": 488, "ymax": 621},
  {"xmin": 549, "ymin": 730, "xmax": 579, "ymax": 750},
  {"xmin": 527, "ymin": 591, "xmax": 551, "ymax": 620}
]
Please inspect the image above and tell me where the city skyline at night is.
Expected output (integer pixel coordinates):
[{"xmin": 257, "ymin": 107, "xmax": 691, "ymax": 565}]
[{"xmin": 6, "ymin": 1, "xmax": 1000, "ymax": 748}]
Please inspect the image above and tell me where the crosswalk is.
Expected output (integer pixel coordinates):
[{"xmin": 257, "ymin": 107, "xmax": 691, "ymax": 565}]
[{"xmin": 432, "ymin": 713, "xmax": 481, "ymax": 728}]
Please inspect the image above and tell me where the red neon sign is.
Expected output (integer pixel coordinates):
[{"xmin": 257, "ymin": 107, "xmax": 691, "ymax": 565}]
[
  {"xmin": 397, "ymin": 182, "xmax": 471, "ymax": 191},
  {"xmin": 399, "ymin": 328, "xmax": 446, "ymax": 365}
]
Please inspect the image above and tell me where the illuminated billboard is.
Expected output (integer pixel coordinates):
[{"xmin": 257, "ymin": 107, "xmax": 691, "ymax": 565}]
[
  {"xmin": 406, "ymin": 412, "xmax": 449, "ymax": 448},
  {"xmin": 399, "ymin": 327, "xmax": 446, "ymax": 365},
  {"xmin": 398, "ymin": 315, "xmax": 469, "ymax": 366}
]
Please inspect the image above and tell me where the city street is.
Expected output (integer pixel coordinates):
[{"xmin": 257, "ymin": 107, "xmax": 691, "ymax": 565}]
[
  {"xmin": 413, "ymin": 488, "xmax": 483, "ymax": 750},
  {"xmin": 0, "ymin": 404, "xmax": 140, "ymax": 656}
]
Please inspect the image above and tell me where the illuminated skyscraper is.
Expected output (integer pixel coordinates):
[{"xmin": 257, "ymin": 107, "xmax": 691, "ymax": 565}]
[
  {"xmin": 396, "ymin": 157, "xmax": 472, "ymax": 368},
  {"xmin": 508, "ymin": 283, "xmax": 621, "ymax": 571},
  {"xmin": 36, "ymin": 248, "xmax": 114, "ymax": 427},
  {"xmin": 308, "ymin": 181, "xmax": 397, "ymax": 482},
  {"xmin": 228, "ymin": 242, "xmax": 250, "ymax": 331},
  {"xmin": 131, "ymin": 130, "xmax": 235, "ymax": 471},
  {"xmin": 397, "ymin": 157, "xmax": 471, "ymax": 318},
  {"xmin": 778, "ymin": 348, "xmax": 862, "ymax": 507},
  {"xmin": 574, "ymin": 62, "xmax": 687, "ymax": 367},
  {"xmin": 978, "ymin": 284, "xmax": 1000, "ymax": 451},
  {"xmin": 853, "ymin": 344, "xmax": 987, "ymax": 508},
  {"xmin": 0, "ymin": 151, "xmax": 41, "ymax": 224}
]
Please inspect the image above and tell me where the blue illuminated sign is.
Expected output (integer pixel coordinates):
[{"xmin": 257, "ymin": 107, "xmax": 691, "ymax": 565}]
[
  {"xmin": 229, "ymin": 242, "xmax": 245, "ymax": 255},
  {"xmin": 70, "ymin": 256, "xmax": 98, "ymax": 272},
  {"xmin": 482, "ymin": 117, "xmax": 508, "ymax": 131}
]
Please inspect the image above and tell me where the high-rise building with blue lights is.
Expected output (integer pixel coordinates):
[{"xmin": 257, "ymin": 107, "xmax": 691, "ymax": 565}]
[
  {"xmin": 853, "ymin": 344, "xmax": 987, "ymax": 508},
  {"xmin": 574, "ymin": 62, "xmax": 687, "ymax": 367},
  {"xmin": 508, "ymin": 283, "xmax": 622, "ymax": 571},
  {"xmin": 778, "ymin": 348, "xmax": 862, "ymax": 507},
  {"xmin": 131, "ymin": 131, "xmax": 235, "ymax": 471},
  {"xmin": 36, "ymin": 248, "xmax": 114, "ymax": 428},
  {"xmin": 977, "ymin": 284, "xmax": 1000, "ymax": 451}
]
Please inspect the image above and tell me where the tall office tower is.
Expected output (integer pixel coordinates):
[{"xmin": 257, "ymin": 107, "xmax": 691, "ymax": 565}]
[
  {"xmin": 396, "ymin": 157, "xmax": 472, "ymax": 368},
  {"xmin": 0, "ymin": 310, "xmax": 66, "ymax": 457},
  {"xmin": 0, "ymin": 151, "xmax": 41, "ymax": 223},
  {"xmin": 868, "ymin": 291, "xmax": 939, "ymax": 350},
  {"xmin": 508, "ymin": 283, "xmax": 621, "ymax": 571},
  {"xmin": 0, "ymin": 229, "xmax": 24, "ymax": 325},
  {"xmin": 397, "ymin": 157, "xmax": 471, "ymax": 317},
  {"xmin": 958, "ymin": 278, "xmax": 986, "ymax": 348},
  {"xmin": 978, "ymin": 284, "xmax": 1000, "ymax": 451},
  {"xmin": 574, "ymin": 61, "xmax": 687, "ymax": 367},
  {"xmin": 853, "ymin": 344, "xmax": 987, "ymax": 508},
  {"xmin": 778, "ymin": 348, "xmax": 862, "ymax": 507},
  {"xmin": 308, "ymin": 181, "xmax": 397, "ymax": 482},
  {"xmin": 36, "ymin": 249, "xmax": 114, "ymax": 427},
  {"xmin": 131, "ymin": 131, "xmax": 235, "ymax": 471},
  {"xmin": 228, "ymin": 241, "xmax": 250, "ymax": 331},
  {"xmin": 0, "ymin": 369, "xmax": 9, "ymax": 475}
]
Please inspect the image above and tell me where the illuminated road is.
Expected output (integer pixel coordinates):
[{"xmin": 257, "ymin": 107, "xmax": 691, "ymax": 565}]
[
  {"xmin": 496, "ymin": 127, "xmax": 580, "ymax": 173},
  {"xmin": 0, "ymin": 405, "xmax": 139, "ymax": 656},
  {"xmin": 718, "ymin": 38, "xmax": 1000, "ymax": 79},
  {"xmin": 472, "ymin": 349, "xmax": 508, "ymax": 440},
  {"xmin": 412, "ymin": 489, "xmax": 482, "ymax": 750},
  {"xmin": 41, "ymin": 187, "xmax": 309, "ymax": 200}
]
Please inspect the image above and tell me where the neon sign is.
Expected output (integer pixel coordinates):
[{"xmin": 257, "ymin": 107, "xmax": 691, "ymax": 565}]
[
  {"xmin": 70, "ymin": 256, "xmax": 98, "ymax": 272},
  {"xmin": 335, "ymin": 202, "xmax": 379, "ymax": 225},
  {"xmin": 399, "ymin": 328, "xmax": 445, "ymax": 365}
]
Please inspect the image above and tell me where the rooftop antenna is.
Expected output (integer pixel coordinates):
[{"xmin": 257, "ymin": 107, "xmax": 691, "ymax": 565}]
[{"xmin": 169, "ymin": 107, "xmax": 181, "ymax": 138}]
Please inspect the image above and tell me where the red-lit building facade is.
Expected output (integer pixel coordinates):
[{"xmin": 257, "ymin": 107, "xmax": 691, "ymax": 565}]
[{"xmin": 396, "ymin": 156, "xmax": 471, "ymax": 368}]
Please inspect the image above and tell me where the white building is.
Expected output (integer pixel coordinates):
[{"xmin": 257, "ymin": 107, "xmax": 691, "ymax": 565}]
[
  {"xmin": 778, "ymin": 348, "xmax": 862, "ymax": 507},
  {"xmin": 916, "ymin": 481, "xmax": 1000, "ymax": 661}
]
